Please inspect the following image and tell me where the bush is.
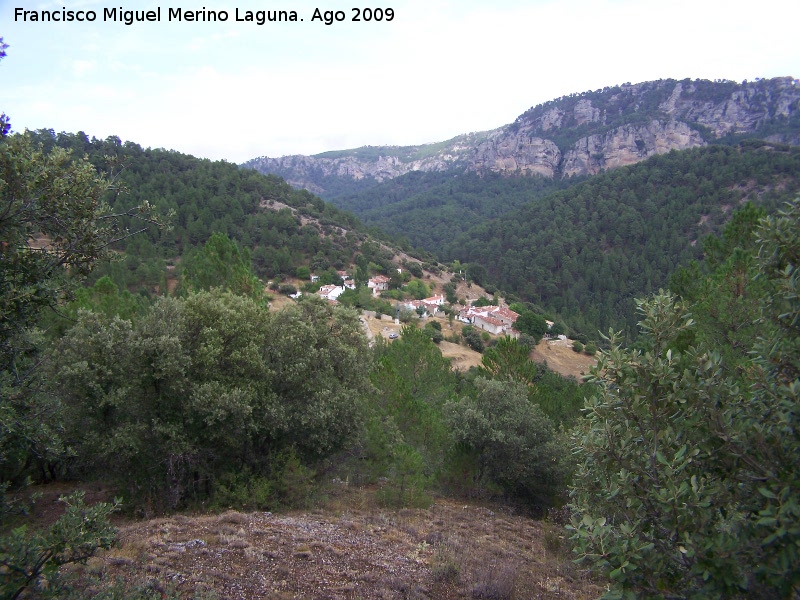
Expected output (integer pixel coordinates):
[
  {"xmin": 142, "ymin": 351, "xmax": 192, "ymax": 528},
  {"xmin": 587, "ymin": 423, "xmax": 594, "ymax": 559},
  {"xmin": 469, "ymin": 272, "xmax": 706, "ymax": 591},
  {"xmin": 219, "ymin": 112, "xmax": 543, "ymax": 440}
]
[
  {"xmin": 463, "ymin": 329, "xmax": 484, "ymax": 353},
  {"xmin": 517, "ymin": 333, "xmax": 538, "ymax": 351},
  {"xmin": 375, "ymin": 444, "xmax": 432, "ymax": 509},
  {"xmin": 583, "ymin": 342, "xmax": 597, "ymax": 355},
  {"xmin": 398, "ymin": 308, "xmax": 416, "ymax": 323},
  {"xmin": 407, "ymin": 262, "xmax": 424, "ymax": 278},
  {"xmin": 445, "ymin": 378, "xmax": 568, "ymax": 508},
  {"xmin": 278, "ymin": 283, "xmax": 297, "ymax": 295},
  {"xmin": 424, "ymin": 323, "xmax": 444, "ymax": 344},
  {"xmin": 1, "ymin": 492, "xmax": 119, "ymax": 600},
  {"xmin": 572, "ymin": 340, "xmax": 584, "ymax": 353},
  {"xmin": 570, "ymin": 199, "xmax": 800, "ymax": 600},
  {"xmin": 51, "ymin": 293, "xmax": 372, "ymax": 509}
]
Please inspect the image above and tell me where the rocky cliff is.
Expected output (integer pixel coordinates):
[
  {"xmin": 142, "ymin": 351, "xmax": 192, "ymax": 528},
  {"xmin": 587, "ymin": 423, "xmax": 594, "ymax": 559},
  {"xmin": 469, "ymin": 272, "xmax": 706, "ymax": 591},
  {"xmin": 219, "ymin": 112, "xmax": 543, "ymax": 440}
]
[
  {"xmin": 243, "ymin": 132, "xmax": 494, "ymax": 195},
  {"xmin": 242, "ymin": 77, "xmax": 800, "ymax": 195}
]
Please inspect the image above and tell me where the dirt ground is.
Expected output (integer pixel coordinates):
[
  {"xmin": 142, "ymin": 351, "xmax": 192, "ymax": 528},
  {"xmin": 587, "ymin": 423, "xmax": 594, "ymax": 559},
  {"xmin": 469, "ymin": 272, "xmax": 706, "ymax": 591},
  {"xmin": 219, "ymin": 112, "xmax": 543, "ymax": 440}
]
[
  {"xmin": 51, "ymin": 487, "xmax": 603, "ymax": 600},
  {"xmin": 438, "ymin": 340, "xmax": 483, "ymax": 372},
  {"xmin": 531, "ymin": 339, "xmax": 597, "ymax": 380}
]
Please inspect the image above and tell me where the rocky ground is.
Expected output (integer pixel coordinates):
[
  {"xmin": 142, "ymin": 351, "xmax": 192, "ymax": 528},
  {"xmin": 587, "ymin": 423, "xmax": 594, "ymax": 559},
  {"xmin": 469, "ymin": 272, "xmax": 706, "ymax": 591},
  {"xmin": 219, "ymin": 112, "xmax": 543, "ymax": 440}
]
[{"xmin": 55, "ymin": 486, "xmax": 604, "ymax": 600}]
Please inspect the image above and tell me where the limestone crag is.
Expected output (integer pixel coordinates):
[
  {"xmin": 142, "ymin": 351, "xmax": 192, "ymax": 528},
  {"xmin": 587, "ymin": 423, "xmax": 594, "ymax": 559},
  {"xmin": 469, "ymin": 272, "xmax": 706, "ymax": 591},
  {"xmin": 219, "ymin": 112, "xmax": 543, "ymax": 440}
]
[
  {"xmin": 243, "ymin": 77, "xmax": 800, "ymax": 196},
  {"xmin": 674, "ymin": 78, "xmax": 798, "ymax": 138},
  {"xmin": 244, "ymin": 131, "xmax": 493, "ymax": 193},
  {"xmin": 561, "ymin": 120, "xmax": 706, "ymax": 177},
  {"xmin": 470, "ymin": 127, "xmax": 562, "ymax": 178}
]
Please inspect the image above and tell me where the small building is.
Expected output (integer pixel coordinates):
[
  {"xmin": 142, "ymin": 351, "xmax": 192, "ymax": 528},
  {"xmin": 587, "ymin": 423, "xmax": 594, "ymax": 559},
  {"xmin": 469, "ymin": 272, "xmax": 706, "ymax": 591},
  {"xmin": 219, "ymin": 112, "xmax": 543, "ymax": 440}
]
[
  {"xmin": 423, "ymin": 294, "xmax": 446, "ymax": 306},
  {"xmin": 473, "ymin": 314, "xmax": 506, "ymax": 335},
  {"xmin": 493, "ymin": 306, "xmax": 520, "ymax": 328},
  {"xmin": 368, "ymin": 275, "xmax": 390, "ymax": 295},
  {"xmin": 318, "ymin": 285, "xmax": 345, "ymax": 301}
]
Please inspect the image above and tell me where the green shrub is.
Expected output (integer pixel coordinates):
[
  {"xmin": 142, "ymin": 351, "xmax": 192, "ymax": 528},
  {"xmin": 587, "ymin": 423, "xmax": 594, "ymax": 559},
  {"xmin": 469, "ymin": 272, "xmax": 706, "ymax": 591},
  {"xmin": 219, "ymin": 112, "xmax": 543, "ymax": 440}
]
[
  {"xmin": 375, "ymin": 444, "xmax": 432, "ymax": 509},
  {"xmin": 1, "ymin": 492, "xmax": 119, "ymax": 600},
  {"xmin": 211, "ymin": 449, "xmax": 316, "ymax": 511},
  {"xmin": 572, "ymin": 340, "xmax": 584, "ymax": 353},
  {"xmin": 570, "ymin": 197, "xmax": 800, "ymax": 600},
  {"xmin": 445, "ymin": 378, "xmax": 568, "ymax": 508}
]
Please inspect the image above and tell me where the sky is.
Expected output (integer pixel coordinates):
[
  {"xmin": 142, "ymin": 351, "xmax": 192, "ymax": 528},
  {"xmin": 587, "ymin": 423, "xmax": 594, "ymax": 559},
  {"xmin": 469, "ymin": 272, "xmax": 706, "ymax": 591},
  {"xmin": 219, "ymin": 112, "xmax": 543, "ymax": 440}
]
[{"xmin": 2, "ymin": 0, "xmax": 798, "ymax": 163}]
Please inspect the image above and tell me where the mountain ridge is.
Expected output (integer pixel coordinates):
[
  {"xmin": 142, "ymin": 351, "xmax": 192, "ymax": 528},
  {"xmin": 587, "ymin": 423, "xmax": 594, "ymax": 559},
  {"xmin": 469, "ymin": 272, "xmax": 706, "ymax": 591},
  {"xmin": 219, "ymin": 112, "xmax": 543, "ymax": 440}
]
[{"xmin": 242, "ymin": 76, "xmax": 800, "ymax": 196}]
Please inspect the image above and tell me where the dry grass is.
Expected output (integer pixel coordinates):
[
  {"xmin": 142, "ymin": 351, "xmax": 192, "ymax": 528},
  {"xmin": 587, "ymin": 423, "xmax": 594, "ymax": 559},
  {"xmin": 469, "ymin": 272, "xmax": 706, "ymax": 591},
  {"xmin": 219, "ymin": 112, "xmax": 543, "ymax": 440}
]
[
  {"xmin": 438, "ymin": 340, "xmax": 483, "ymax": 372},
  {"xmin": 55, "ymin": 486, "xmax": 603, "ymax": 599},
  {"xmin": 531, "ymin": 338, "xmax": 597, "ymax": 380}
]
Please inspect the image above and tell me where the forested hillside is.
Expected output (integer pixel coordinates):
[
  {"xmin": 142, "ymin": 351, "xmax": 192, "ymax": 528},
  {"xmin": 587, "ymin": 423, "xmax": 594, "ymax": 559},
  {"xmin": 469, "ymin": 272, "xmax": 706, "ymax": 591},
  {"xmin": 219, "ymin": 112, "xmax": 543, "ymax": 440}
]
[
  {"xmin": 445, "ymin": 142, "xmax": 800, "ymax": 338},
  {"xmin": 24, "ymin": 129, "xmax": 376, "ymax": 292},
  {"xmin": 330, "ymin": 169, "xmax": 584, "ymax": 249}
]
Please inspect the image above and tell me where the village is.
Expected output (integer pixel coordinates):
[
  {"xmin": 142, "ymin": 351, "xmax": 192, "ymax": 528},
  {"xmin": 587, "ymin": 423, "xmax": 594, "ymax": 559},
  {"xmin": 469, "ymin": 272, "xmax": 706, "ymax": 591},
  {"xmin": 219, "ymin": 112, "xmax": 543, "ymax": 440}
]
[{"xmin": 271, "ymin": 266, "xmax": 596, "ymax": 379}]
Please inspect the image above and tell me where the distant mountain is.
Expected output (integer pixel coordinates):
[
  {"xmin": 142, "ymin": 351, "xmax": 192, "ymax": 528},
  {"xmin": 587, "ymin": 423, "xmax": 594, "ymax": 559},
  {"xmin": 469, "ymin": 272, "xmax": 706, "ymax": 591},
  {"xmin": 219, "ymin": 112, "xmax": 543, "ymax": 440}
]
[
  {"xmin": 243, "ymin": 77, "xmax": 800, "ymax": 197},
  {"xmin": 241, "ymin": 132, "xmax": 495, "ymax": 197}
]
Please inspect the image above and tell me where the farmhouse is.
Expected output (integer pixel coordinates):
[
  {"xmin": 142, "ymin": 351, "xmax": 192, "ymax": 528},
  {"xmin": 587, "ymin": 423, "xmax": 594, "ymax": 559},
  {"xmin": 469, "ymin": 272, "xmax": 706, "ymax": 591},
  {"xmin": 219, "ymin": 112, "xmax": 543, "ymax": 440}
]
[
  {"xmin": 423, "ymin": 294, "xmax": 446, "ymax": 306},
  {"xmin": 458, "ymin": 304, "xmax": 520, "ymax": 336},
  {"xmin": 368, "ymin": 275, "xmax": 390, "ymax": 295},
  {"xmin": 399, "ymin": 299, "xmax": 441, "ymax": 318},
  {"xmin": 473, "ymin": 314, "xmax": 505, "ymax": 335},
  {"xmin": 317, "ymin": 285, "xmax": 345, "ymax": 301}
]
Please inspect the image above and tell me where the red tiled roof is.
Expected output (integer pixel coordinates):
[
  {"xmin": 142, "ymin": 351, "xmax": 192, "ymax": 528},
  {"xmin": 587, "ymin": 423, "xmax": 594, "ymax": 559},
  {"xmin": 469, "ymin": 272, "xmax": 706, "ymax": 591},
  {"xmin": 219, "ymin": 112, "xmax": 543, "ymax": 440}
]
[
  {"xmin": 475, "ymin": 314, "xmax": 505, "ymax": 328},
  {"xmin": 492, "ymin": 307, "xmax": 519, "ymax": 322}
]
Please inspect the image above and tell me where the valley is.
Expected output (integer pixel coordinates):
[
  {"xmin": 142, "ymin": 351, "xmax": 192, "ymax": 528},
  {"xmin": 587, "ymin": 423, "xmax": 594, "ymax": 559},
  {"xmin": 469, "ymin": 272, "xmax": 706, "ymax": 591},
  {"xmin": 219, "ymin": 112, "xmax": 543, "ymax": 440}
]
[{"xmin": 2, "ymin": 74, "xmax": 799, "ymax": 600}]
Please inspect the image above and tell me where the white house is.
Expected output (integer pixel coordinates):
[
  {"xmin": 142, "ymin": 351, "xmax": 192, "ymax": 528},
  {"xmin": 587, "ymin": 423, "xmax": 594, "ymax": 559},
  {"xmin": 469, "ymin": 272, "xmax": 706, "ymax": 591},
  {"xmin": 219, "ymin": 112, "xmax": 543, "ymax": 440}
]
[
  {"xmin": 368, "ymin": 275, "xmax": 390, "ymax": 295},
  {"xmin": 317, "ymin": 285, "xmax": 345, "ymax": 301},
  {"xmin": 459, "ymin": 304, "xmax": 520, "ymax": 336},
  {"xmin": 399, "ymin": 299, "xmax": 442, "ymax": 318},
  {"xmin": 473, "ymin": 314, "xmax": 506, "ymax": 335},
  {"xmin": 493, "ymin": 306, "xmax": 520, "ymax": 327},
  {"xmin": 423, "ymin": 294, "xmax": 446, "ymax": 306}
]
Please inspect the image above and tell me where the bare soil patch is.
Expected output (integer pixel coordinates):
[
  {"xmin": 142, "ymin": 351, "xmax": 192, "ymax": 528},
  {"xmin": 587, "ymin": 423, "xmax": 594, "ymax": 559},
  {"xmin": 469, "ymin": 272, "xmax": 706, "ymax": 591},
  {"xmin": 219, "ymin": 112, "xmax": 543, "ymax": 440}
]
[
  {"xmin": 60, "ymin": 489, "xmax": 601, "ymax": 600},
  {"xmin": 438, "ymin": 341, "xmax": 483, "ymax": 372},
  {"xmin": 532, "ymin": 339, "xmax": 597, "ymax": 380},
  {"xmin": 363, "ymin": 313, "xmax": 403, "ymax": 341}
]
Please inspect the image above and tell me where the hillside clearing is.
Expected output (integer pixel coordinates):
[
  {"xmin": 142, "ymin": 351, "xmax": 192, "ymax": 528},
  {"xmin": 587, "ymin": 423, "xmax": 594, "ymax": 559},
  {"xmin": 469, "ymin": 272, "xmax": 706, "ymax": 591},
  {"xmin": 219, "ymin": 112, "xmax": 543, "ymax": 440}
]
[
  {"xmin": 52, "ymin": 488, "xmax": 602, "ymax": 600},
  {"xmin": 532, "ymin": 339, "xmax": 597, "ymax": 381}
]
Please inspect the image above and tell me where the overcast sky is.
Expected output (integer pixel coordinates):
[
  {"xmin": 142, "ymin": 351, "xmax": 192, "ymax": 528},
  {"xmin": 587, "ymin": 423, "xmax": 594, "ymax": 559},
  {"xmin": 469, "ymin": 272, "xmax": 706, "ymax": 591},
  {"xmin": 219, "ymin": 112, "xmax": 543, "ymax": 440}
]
[{"xmin": 2, "ymin": 0, "xmax": 798, "ymax": 163}]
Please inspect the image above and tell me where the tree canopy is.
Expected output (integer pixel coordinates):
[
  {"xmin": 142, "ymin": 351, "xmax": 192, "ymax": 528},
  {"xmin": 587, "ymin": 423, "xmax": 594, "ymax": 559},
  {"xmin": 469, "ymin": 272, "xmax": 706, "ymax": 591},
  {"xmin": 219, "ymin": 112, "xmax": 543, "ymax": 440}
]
[{"xmin": 569, "ymin": 197, "xmax": 800, "ymax": 598}]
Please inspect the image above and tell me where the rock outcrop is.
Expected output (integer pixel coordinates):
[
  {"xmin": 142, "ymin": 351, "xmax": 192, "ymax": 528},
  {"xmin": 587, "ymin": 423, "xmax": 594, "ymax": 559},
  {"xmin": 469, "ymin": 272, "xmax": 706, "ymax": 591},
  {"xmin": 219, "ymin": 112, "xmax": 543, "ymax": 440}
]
[
  {"xmin": 243, "ymin": 77, "xmax": 800, "ymax": 195},
  {"xmin": 561, "ymin": 120, "xmax": 706, "ymax": 177},
  {"xmin": 470, "ymin": 128, "xmax": 562, "ymax": 178},
  {"xmin": 244, "ymin": 132, "xmax": 492, "ymax": 193}
]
